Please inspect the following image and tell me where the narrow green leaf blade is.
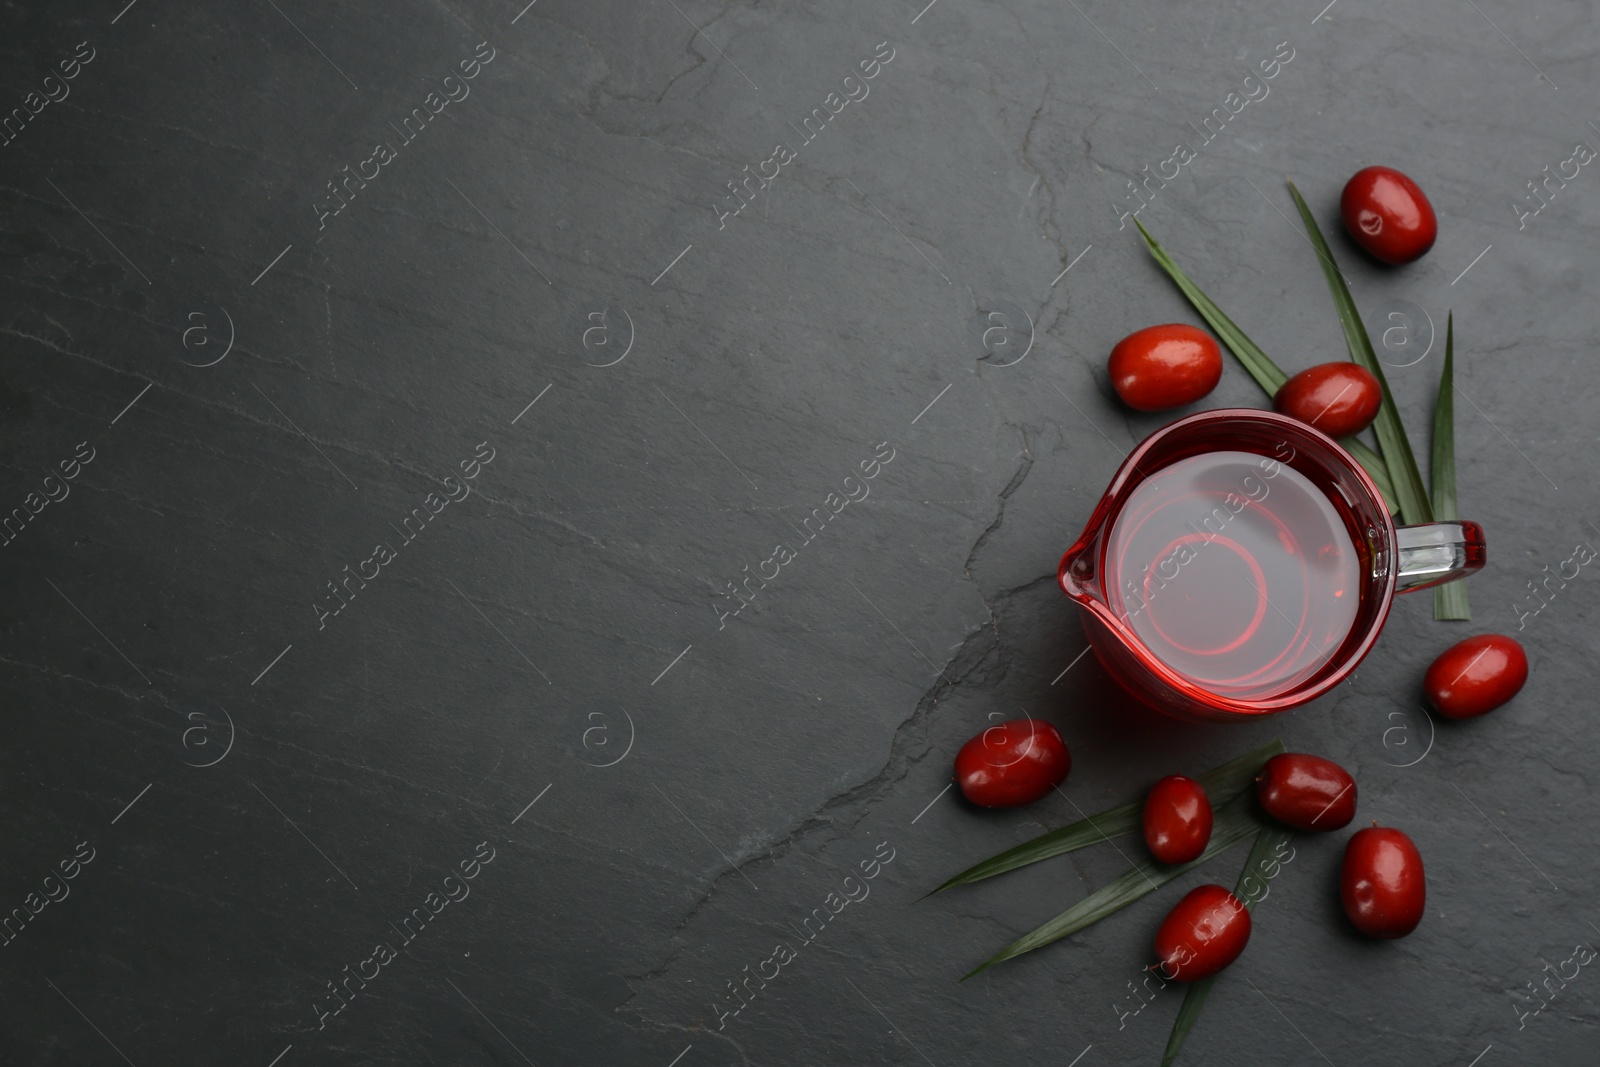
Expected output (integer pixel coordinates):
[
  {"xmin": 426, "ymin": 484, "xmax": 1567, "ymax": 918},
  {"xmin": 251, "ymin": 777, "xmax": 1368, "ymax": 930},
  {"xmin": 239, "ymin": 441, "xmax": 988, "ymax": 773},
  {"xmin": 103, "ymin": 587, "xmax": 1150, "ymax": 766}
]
[
  {"xmin": 1160, "ymin": 976, "xmax": 1218, "ymax": 1067},
  {"xmin": 1344, "ymin": 438, "xmax": 1398, "ymax": 515},
  {"xmin": 1130, "ymin": 216, "xmax": 1400, "ymax": 516},
  {"xmin": 929, "ymin": 740, "xmax": 1285, "ymax": 895},
  {"xmin": 961, "ymin": 796, "xmax": 1261, "ymax": 979},
  {"xmin": 1284, "ymin": 181, "xmax": 1432, "ymax": 525},
  {"xmin": 1159, "ymin": 822, "xmax": 1294, "ymax": 1066},
  {"xmin": 1432, "ymin": 313, "xmax": 1471, "ymax": 621},
  {"xmin": 928, "ymin": 798, "xmax": 1143, "ymax": 897},
  {"xmin": 1133, "ymin": 218, "xmax": 1289, "ymax": 394},
  {"xmin": 1230, "ymin": 824, "xmax": 1296, "ymax": 914}
]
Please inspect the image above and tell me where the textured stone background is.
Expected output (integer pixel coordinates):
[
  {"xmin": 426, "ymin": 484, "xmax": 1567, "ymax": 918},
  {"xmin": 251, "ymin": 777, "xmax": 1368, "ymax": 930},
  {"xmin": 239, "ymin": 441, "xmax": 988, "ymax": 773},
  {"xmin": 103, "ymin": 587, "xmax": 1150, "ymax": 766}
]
[{"xmin": 2, "ymin": 0, "xmax": 1596, "ymax": 1064}]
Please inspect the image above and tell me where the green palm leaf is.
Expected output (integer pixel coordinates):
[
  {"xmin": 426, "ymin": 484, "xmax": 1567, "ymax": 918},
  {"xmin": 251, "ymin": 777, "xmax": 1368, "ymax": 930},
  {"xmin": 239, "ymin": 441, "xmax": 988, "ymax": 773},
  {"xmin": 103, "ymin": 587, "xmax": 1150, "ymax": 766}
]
[
  {"xmin": 962, "ymin": 795, "xmax": 1261, "ymax": 978},
  {"xmin": 1160, "ymin": 821, "xmax": 1295, "ymax": 1065},
  {"xmin": 1431, "ymin": 313, "xmax": 1470, "ymax": 620},
  {"xmin": 1133, "ymin": 218, "xmax": 1287, "ymax": 394},
  {"xmin": 929, "ymin": 740, "xmax": 1284, "ymax": 895},
  {"xmin": 1285, "ymin": 182, "xmax": 1432, "ymax": 525},
  {"xmin": 1132, "ymin": 218, "xmax": 1399, "ymax": 514}
]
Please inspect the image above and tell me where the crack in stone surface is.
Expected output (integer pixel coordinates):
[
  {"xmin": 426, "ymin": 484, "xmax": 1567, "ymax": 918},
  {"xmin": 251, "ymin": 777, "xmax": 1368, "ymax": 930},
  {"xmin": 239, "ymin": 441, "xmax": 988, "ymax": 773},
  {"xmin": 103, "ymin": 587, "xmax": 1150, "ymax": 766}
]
[{"xmin": 618, "ymin": 437, "xmax": 1041, "ymax": 1030}]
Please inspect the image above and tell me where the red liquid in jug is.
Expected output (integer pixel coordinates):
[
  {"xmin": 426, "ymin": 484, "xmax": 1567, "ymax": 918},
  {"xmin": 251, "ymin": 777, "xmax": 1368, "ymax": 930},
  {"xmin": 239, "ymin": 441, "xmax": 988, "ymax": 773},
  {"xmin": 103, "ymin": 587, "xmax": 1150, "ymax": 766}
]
[{"xmin": 1104, "ymin": 450, "xmax": 1361, "ymax": 700}]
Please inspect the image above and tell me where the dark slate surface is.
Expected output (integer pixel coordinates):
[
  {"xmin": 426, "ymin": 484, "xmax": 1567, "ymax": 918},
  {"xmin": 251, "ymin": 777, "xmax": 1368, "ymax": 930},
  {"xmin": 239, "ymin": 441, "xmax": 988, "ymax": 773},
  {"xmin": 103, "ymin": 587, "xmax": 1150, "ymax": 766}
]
[{"xmin": 2, "ymin": 0, "xmax": 1595, "ymax": 1064}]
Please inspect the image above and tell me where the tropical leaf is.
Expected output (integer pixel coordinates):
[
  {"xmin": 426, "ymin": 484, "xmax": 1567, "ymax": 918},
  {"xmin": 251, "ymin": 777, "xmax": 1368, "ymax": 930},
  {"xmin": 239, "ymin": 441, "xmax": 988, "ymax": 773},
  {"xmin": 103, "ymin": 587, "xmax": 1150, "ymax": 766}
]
[
  {"xmin": 961, "ymin": 795, "xmax": 1261, "ymax": 979},
  {"xmin": 1161, "ymin": 974, "xmax": 1219, "ymax": 1066},
  {"xmin": 1132, "ymin": 218, "xmax": 1399, "ymax": 515},
  {"xmin": 1431, "ymin": 313, "xmax": 1470, "ymax": 620},
  {"xmin": 1159, "ymin": 822, "xmax": 1295, "ymax": 1066},
  {"xmin": 929, "ymin": 740, "xmax": 1284, "ymax": 895},
  {"xmin": 1285, "ymin": 182, "xmax": 1433, "ymax": 525},
  {"xmin": 1133, "ymin": 218, "xmax": 1287, "ymax": 395}
]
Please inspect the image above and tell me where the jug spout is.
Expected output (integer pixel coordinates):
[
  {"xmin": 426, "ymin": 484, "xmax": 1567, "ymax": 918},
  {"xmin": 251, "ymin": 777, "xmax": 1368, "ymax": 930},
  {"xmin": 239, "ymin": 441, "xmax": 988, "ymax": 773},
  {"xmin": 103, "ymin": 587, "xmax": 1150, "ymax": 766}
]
[{"xmin": 1057, "ymin": 533, "xmax": 1103, "ymax": 605}]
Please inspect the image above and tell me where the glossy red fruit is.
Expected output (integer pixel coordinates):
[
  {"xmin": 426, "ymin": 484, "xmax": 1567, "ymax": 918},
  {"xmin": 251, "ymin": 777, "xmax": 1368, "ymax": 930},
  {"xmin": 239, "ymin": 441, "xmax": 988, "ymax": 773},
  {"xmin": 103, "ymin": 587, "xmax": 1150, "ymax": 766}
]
[
  {"xmin": 954, "ymin": 719, "xmax": 1070, "ymax": 808},
  {"xmin": 1273, "ymin": 362, "xmax": 1383, "ymax": 439},
  {"xmin": 1108, "ymin": 324, "xmax": 1223, "ymax": 412},
  {"xmin": 1154, "ymin": 884, "xmax": 1252, "ymax": 982},
  {"xmin": 1341, "ymin": 826, "xmax": 1425, "ymax": 939},
  {"xmin": 1256, "ymin": 753, "xmax": 1357, "ymax": 832},
  {"xmin": 1143, "ymin": 775, "xmax": 1213, "ymax": 864},
  {"xmin": 1340, "ymin": 166, "xmax": 1438, "ymax": 265},
  {"xmin": 1425, "ymin": 634, "xmax": 1528, "ymax": 720}
]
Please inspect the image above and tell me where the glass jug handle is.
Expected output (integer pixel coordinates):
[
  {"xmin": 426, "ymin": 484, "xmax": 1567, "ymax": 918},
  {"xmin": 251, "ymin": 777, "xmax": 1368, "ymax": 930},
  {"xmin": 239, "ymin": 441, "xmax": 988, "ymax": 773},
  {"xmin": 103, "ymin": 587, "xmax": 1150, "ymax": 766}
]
[{"xmin": 1395, "ymin": 520, "xmax": 1486, "ymax": 594}]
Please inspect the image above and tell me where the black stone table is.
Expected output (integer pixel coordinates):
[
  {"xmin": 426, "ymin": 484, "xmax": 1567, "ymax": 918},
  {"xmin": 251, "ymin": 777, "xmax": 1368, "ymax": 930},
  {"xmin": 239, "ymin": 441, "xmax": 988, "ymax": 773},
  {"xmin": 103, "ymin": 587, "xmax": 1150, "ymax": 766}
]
[{"xmin": 3, "ymin": 1, "xmax": 1594, "ymax": 1064}]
